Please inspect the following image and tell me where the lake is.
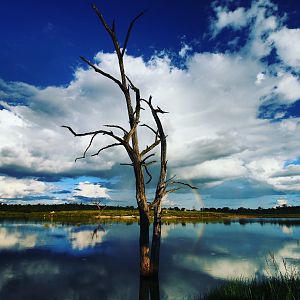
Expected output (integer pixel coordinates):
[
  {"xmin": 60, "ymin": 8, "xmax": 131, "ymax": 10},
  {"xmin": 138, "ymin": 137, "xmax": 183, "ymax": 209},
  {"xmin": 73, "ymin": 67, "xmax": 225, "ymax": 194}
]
[{"xmin": 0, "ymin": 219, "xmax": 299, "ymax": 299}]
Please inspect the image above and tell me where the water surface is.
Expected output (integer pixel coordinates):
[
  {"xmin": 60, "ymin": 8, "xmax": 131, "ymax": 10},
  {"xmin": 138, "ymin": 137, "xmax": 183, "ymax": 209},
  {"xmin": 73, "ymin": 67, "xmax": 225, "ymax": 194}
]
[{"xmin": 0, "ymin": 219, "xmax": 299, "ymax": 299}]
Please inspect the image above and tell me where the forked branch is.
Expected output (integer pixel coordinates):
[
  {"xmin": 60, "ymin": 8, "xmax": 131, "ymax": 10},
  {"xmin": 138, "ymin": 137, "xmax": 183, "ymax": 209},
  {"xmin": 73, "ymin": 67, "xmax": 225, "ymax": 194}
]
[
  {"xmin": 168, "ymin": 181, "xmax": 198, "ymax": 190},
  {"xmin": 104, "ymin": 124, "xmax": 128, "ymax": 136},
  {"xmin": 80, "ymin": 56, "xmax": 125, "ymax": 92},
  {"xmin": 61, "ymin": 125, "xmax": 133, "ymax": 157},
  {"xmin": 91, "ymin": 142, "xmax": 122, "ymax": 157},
  {"xmin": 75, "ymin": 133, "xmax": 98, "ymax": 162},
  {"xmin": 140, "ymin": 140, "xmax": 161, "ymax": 157},
  {"xmin": 140, "ymin": 124, "xmax": 159, "ymax": 137},
  {"xmin": 122, "ymin": 11, "xmax": 145, "ymax": 57},
  {"xmin": 143, "ymin": 164, "xmax": 152, "ymax": 184},
  {"xmin": 141, "ymin": 96, "xmax": 167, "ymax": 201}
]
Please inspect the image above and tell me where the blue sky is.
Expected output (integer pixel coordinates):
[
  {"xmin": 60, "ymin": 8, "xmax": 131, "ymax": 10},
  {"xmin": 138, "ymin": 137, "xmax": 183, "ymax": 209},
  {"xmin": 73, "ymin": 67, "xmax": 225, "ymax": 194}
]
[{"xmin": 1, "ymin": 0, "xmax": 300, "ymax": 208}]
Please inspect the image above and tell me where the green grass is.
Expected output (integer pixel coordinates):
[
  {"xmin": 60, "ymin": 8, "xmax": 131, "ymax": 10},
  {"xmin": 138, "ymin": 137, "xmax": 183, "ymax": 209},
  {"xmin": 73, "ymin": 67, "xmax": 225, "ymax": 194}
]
[
  {"xmin": 0, "ymin": 209, "xmax": 300, "ymax": 224},
  {"xmin": 202, "ymin": 277, "xmax": 300, "ymax": 300},
  {"xmin": 202, "ymin": 254, "xmax": 300, "ymax": 300},
  {"xmin": 0, "ymin": 209, "xmax": 139, "ymax": 224}
]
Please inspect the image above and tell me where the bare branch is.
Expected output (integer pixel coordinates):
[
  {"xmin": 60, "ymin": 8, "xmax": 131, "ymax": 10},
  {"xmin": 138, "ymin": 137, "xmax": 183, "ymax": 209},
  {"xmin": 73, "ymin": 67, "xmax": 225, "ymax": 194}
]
[
  {"xmin": 126, "ymin": 75, "xmax": 138, "ymax": 92},
  {"xmin": 91, "ymin": 142, "xmax": 122, "ymax": 157},
  {"xmin": 141, "ymin": 153, "xmax": 155, "ymax": 164},
  {"xmin": 62, "ymin": 125, "xmax": 116, "ymax": 140},
  {"xmin": 104, "ymin": 124, "xmax": 128, "ymax": 135},
  {"xmin": 140, "ymin": 124, "xmax": 158, "ymax": 136},
  {"xmin": 75, "ymin": 133, "xmax": 98, "ymax": 162},
  {"xmin": 91, "ymin": 4, "xmax": 135, "ymax": 123},
  {"xmin": 155, "ymin": 106, "xmax": 169, "ymax": 114},
  {"xmin": 61, "ymin": 125, "xmax": 133, "ymax": 157},
  {"xmin": 144, "ymin": 160, "xmax": 157, "ymax": 166},
  {"xmin": 165, "ymin": 175, "xmax": 176, "ymax": 184},
  {"xmin": 92, "ymin": 223, "xmax": 106, "ymax": 240},
  {"xmin": 166, "ymin": 187, "xmax": 182, "ymax": 194},
  {"xmin": 111, "ymin": 19, "xmax": 116, "ymax": 33},
  {"xmin": 144, "ymin": 164, "xmax": 152, "ymax": 184},
  {"xmin": 80, "ymin": 56, "xmax": 125, "ymax": 92},
  {"xmin": 170, "ymin": 181, "xmax": 198, "ymax": 189},
  {"xmin": 125, "ymin": 122, "xmax": 138, "ymax": 142},
  {"xmin": 120, "ymin": 162, "xmax": 133, "ymax": 166},
  {"xmin": 126, "ymin": 75, "xmax": 143, "ymax": 133},
  {"xmin": 141, "ymin": 96, "xmax": 167, "ymax": 200},
  {"xmin": 121, "ymin": 11, "xmax": 144, "ymax": 57},
  {"xmin": 140, "ymin": 139, "xmax": 161, "ymax": 157},
  {"xmin": 92, "ymin": 4, "xmax": 114, "ymax": 35}
]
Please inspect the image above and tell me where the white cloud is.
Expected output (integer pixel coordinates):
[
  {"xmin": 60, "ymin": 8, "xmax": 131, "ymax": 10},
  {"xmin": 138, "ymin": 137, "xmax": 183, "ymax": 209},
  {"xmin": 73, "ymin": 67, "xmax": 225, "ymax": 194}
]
[
  {"xmin": 269, "ymin": 27, "xmax": 300, "ymax": 68},
  {"xmin": 69, "ymin": 229, "xmax": 107, "ymax": 250},
  {"xmin": 175, "ymin": 254, "xmax": 258, "ymax": 280},
  {"xmin": 211, "ymin": 0, "xmax": 300, "ymax": 74},
  {"xmin": 255, "ymin": 72, "xmax": 266, "ymax": 85},
  {"xmin": 1, "ymin": 49, "xmax": 300, "ymax": 195},
  {"xmin": 212, "ymin": 6, "xmax": 247, "ymax": 35},
  {"xmin": 175, "ymin": 158, "xmax": 247, "ymax": 181},
  {"xmin": 276, "ymin": 73, "xmax": 300, "ymax": 103},
  {"xmin": 276, "ymin": 198, "xmax": 288, "ymax": 207},
  {"xmin": 178, "ymin": 43, "xmax": 192, "ymax": 58},
  {"xmin": 0, "ymin": 228, "xmax": 36, "ymax": 249},
  {"xmin": 279, "ymin": 119, "xmax": 298, "ymax": 132},
  {"xmin": 264, "ymin": 243, "xmax": 300, "ymax": 277},
  {"xmin": 73, "ymin": 181, "xmax": 110, "ymax": 199},
  {"xmin": 1, "ymin": 0, "xmax": 300, "ymax": 203},
  {"xmin": 0, "ymin": 176, "xmax": 48, "ymax": 199},
  {"xmin": 281, "ymin": 225, "xmax": 292, "ymax": 235}
]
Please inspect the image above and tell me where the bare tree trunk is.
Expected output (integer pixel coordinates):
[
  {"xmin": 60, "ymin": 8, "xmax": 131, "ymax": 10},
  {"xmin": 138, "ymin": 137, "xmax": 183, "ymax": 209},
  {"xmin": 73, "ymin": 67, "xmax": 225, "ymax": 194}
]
[
  {"xmin": 139, "ymin": 275, "xmax": 160, "ymax": 300},
  {"xmin": 63, "ymin": 4, "xmax": 197, "ymax": 284},
  {"xmin": 139, "ymin": 277, "xmax": 160, "ymax": 300},
  {"xmin": 149, "ymin": 276, "xmax": 160, "ymax": 300},
  {"xmin": 150, "ymin": 203, "xmax": 162, "ymax": 277},
  {"xmin": 139, "ymin": 209, "xmax": 151, "ymax": 277}
]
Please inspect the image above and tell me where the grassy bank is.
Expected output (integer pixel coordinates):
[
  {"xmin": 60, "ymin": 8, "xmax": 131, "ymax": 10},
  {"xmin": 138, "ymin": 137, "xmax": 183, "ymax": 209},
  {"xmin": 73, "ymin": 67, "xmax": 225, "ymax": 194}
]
[
  {"xmin": 202, "ymin": 254, "xmax": 300, "ymax": 300},
  {"xmin": 0, "ymin": 208, "xmax": 300, "ymax": 224},
  {"xmin": 202, "ymin": 276, "xmax": 300, "ymax": 300}
]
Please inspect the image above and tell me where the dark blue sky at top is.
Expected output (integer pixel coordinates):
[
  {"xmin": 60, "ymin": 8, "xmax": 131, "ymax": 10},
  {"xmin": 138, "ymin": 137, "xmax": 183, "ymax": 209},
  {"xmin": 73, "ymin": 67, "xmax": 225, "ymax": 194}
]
[
  {"xmin": 0, "ymin": 0, "xmax": 299, "ymax": 87},
  {"xmin": 0, "ymin": 0, "xmax": 211, "ymax": 87}
]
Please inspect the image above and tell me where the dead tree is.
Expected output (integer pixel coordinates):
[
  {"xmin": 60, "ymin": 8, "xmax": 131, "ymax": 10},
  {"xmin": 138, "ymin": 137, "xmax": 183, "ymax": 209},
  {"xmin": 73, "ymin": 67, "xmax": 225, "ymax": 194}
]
[{"xmin": 63, "ymin": 4, "xmax": 196, "ymax": 277}]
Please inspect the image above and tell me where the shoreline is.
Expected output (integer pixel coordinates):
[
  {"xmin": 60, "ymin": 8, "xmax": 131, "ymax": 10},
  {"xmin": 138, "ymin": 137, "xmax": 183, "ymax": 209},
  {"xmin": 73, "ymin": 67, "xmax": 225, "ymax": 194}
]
[{"xmin": 1, "ymin": 209, "xmax": 300, "ymax": 224}]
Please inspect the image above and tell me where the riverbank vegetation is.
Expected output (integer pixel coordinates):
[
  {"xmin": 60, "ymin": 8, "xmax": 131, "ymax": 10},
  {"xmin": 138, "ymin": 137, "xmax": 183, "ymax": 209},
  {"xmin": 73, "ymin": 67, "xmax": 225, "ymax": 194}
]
[
  {"xmin": 202, "ymin": 276, "xmax": 300, "ymax": 300},
  {"xmin": 0, "ymin": 204, "xmax": 300, "ymax": 223},
  {"xmin": 202, "ymin": 255, "xmax": 300, "ymax": 300}
]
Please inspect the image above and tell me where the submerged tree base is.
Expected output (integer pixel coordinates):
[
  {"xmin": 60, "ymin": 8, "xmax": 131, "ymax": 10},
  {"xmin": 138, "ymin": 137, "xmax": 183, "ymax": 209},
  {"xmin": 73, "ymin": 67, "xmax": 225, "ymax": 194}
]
[{"xmin": 202, "ymin": 277, "xmax": 300, "ymax": 300}]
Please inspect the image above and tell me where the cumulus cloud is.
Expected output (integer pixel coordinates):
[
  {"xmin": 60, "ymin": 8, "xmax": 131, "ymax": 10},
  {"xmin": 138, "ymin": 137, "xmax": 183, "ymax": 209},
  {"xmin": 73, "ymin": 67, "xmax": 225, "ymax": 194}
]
[
  {"xmin": 275, "ymin": 73, "xmax": 300, "ymax": 103},
  {"xmin": 0, "ymin": 176, "xmax": 49, "ymax": 199},
  {"xmin": 1, "ymin": 0, "xmax": 300, "ymax": 204},
  {"xmin": 211, "ymin": 0, "xmax": 300, "ymax": 68},
  {"xmin": 269, "ymin": 27, "xmax": 300, "ymax": 68},
  {"xmin": 175, "ymin": 254, "xmax": 258, "ymax": 280},
  {"xmin": 175, "ymin": 158, "xmax": 247, "ymax": 181},
  {"xmin": 0, "ymin": 228, "xmax": 36, "ymax": 249},
  {"xmin": 73, "ymin": 181, "xmax": 110, "ymax": 199},
  {"xmin": 69, "ymin": 229, "xmax": 107, "ymax": 250},
  {"xmin": 212, "ymin": 6, "xmax": 248, "ymax": 35}
]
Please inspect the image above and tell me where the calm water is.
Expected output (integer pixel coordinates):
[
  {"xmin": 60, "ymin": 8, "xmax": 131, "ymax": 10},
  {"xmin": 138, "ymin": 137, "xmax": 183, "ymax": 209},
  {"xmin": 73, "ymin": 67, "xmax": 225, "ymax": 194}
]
[{"xmin": 0, "ymin": 219, "xmax": 300, "ymax": 299}]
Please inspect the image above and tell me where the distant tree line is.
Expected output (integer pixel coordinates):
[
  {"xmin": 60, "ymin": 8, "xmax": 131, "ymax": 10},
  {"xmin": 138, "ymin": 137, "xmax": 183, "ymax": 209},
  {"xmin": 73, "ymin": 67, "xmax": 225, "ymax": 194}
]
[
  {"xmin": 0, "ymin": 203, "xmax": 300, "ymax": 214},
  {"xmin": 200, "ymin": 205, "xmax": 300, "ymax": 214},
  {"xmin": 0, "ymin": 203, "xmax": 135, "ymax": 212}
]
